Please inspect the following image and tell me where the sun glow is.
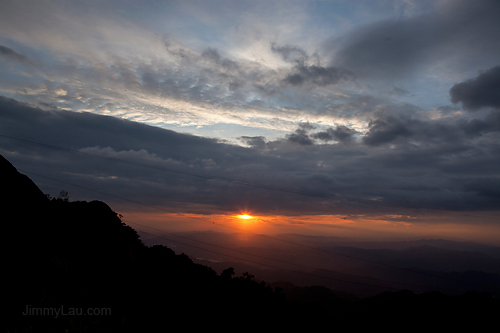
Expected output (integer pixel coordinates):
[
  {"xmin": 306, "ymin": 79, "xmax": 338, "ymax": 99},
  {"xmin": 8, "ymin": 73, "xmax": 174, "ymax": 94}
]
[{"xmin": 237, "ymin": 214, "xmax": 253, "ymax": 220}]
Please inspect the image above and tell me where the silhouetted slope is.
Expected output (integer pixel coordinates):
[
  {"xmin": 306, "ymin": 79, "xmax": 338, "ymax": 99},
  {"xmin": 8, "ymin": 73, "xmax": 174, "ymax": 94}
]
[
  {"xmin": 2, "ymin": 154, "xmax": 285, "ymax": 331},
  {"xmin": 1, "ymin": 154, "xmax": 48, "ymax": 206}
]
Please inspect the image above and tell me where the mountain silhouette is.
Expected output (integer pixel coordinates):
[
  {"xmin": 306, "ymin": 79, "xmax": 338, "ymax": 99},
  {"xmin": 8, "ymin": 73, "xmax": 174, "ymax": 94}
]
[{"xmin": 2, "ymin": 154, "xmax": 286, "ymax": 331}]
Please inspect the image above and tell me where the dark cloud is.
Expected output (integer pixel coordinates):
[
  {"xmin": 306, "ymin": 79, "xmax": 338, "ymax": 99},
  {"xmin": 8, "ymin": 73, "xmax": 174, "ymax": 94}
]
[
  {"xmin": 463, "ymin": 177, "xmax": 500, "ymax": 199},
  {"xmin": 331, "ymin": 0, "xmax": 500, "ymax": 79},
  {"xmin": 450, "ymin": 66, "xmax": 500, "ymax": 111},
  {"xmin": 312, "ymin": 125, "xmax": 357, "ymax": 144},
  {"xmin": 270, "ymin": 42, "xmax": 354, "ymax": 88},
  {"xmin": 286, "ymin": 129, "xmax": 313, "ymax": 145},
  {"xmin": 239, "ymin": 136, "xmax": 267, "ymax": 149},
  {"xmin": 458, "ymin": 112, "xmax": 500, "ymax": 137},
  {"xmin": 362, "ymin": 116, "xmax": 413, "ymax": 146},
  {"xmin": 284, "ymin": 64, "xmax": 354, "ymax": 87},
  {"xmin": 298, "ymin": 122, "xmax": 316, "ymax": 131},
  {"xmin": 201, "ymin": 48, "xmax": 239, "ymax": 71},
  {"xmin": 0, "ymin": 44, "xmax": 30, "ymax": 63},
  {"xmin": 271, "ymin": 43, "xmax": 308, "ymax": 64},
  {"xmin": 362, "ymin": 114, "xmax": 463, "ymax": 146},
  {"xmin": 2, "ymin": 96, "xmax": 500, "ymax": 215},
  {"xmin": 389, "ymin": 87, "xmax": 409, "ymax": 96},
  {"xmin": 253, "ymin": 84, "xmax": 282, "ymax": 97},
  {"xmin": 201, "ymin": 48, "xmax": 222, "ymax": 62},
  {"xmin": 284, "ymin": 123, "xmax": 317, "ymax": 145}
]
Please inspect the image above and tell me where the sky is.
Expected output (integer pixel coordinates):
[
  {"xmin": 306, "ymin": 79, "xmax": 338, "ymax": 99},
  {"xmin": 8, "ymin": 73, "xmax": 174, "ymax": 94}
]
[{"xmin": 1, "ymin": 0, "xmax": 500, "ymax": 245}]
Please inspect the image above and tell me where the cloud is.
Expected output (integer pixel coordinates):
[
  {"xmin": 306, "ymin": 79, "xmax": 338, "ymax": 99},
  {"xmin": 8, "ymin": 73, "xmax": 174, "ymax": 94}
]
[
  {"xmin": 271, "ymin": 43, "xmax": 309, "ymax": 64},
  {"xmin": 361, "ymin": 113, "xmax": 466, "ymax": 146},
  {"xmin": 239, "ymin": 136, "xmax": 267, "ymax": 149},
  {"xmin": 201, "ymin": 48, "xmax": 239, "ymax": 72},
  {"xmin": 362, "ymin": 116, "xmax": 413, "ymax": 146},
  {"xmin": 312, "ymin": 125, "xmax": 357, "ymax": 144},
  {"xmin": 0, "ymin": 44, "xmax": 30, "ymax": 63},
  {"xmin": 286, "ymin": 128, "xmax": 314, "ymax": 145},
  {"xmin": 298, "ymin": 122, "xmax": 316, "ymax": 131},
  {"xmin": 1, "ymin": 0, "xmax": 500, "ymax": 222},
  {"xmin": 2, "ymin": 96, "xmax": 500, "ymax": 216},
  {"xmin": 0, "ymin": 0, "xmax": 443, "ymax": 140},
  {"xmin": 458, "ymin": 112, "xmax": 500, "ymax": 137},
  {"xmin": 463, "ymin": 177, "xmax": 500, "ymax": 199},
  {"xmin": 331, "ymin": 0, "xmax": 500, "ymax": 79},
  {"xmin": 284, "ymin": 64, "xmax": 354, "ymax": 87},
  {"xmin": 284, "ymin": 123, "xmax": 318, "ymax": 145},
  {"xmin": 450, "ymin": 66, "xmax": 500, "ymax": 111},
  {"xmin": 270, "ymin": 43, "xmax": 354, "ymax": 88}
]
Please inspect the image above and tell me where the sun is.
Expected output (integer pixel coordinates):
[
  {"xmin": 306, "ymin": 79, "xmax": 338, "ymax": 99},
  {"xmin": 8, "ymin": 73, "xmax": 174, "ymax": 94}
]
[{"xmin": 237, "ymin": 214, "xmax": 253, "ymax": 220}]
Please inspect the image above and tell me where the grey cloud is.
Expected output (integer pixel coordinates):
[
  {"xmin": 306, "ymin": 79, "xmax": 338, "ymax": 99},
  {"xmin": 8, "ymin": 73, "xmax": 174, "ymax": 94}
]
[
  {"xmin": 463, "ymin": 177, "xmax": 500, "ymax": 199},
  {"xmin": 239, "ymin": 136, "xmax": 267, "ymax": 149},
  {"xmin": 253, "ymin": 84, "xmax": 282, "ymax": 97},
  {"xmin": 0, "ymin": 24, "xmax": 355, "ymax": 128},
  {"xmin": 269, "ymin": 43, "xmax": 355, "ymax": 88},
  {"xmin": 2, "ymin": 96, "xmax": 329, "ymax": 214},
  {"xmin": 363, "ymin": 116, "xmax": 413, "ymax": 146},
  {"xmin": 286, "ymin": 129, "xmax": 313, "ymax": 145},
  {"xmin": 389, "ymin": 87, "xmax": 409, "ymax": 96},
  {"xmin": 312, "ymin": 129, "xmax": 335, "ymax": 141},
  {"xmin": 458, "ymin": 112, "xmax": 500, "ymax": 137},
  {"xmin": 201, "ymin": 48, "xmax": 222, "ymax": 62},
  {"xmin": 362, "ymin": 114, "xmax": 463, "ymax": 146},
  {"xmin": 332, "ymin": 0, "xmax": 500, "ymax": 79},
  {"xmin": 2, "ymin": 96, "xmax": 500, "ymax": 215},
  {"xmin": 298, "ymin": 122, "xmax": 316, "ymax": 131},
  {"xmin": 201, "ymin": 48, "xmax": 239, "ymax": 71},
  {"xmin": 284, "ymin": 64, "xmax": 354, "ymax": 87},
  {"xmin": 0, "ymin": 44, "xmax": 30, "ymax": 63},
  {"xmin": 450, "ymin": 66, "xmax": 500, "ymax": 111},
  {"xmin": 285, "ymin": 123, "xmax": 316, "ymax": 145},
  {"xmin": 131, "ymin": 46, "xmax": 278, "ymax": 106},
  {"xmin": 271, "ymin": 43, "xmax": 308, "ymax": 64},
  {"xmin": 3, "ymin": 40, "xmax": 287, "ymax": 124},
  {"xmin": 164, "ymin": 41, "xmax": 196, "ymax": 62},
  {"xmin": 228, "ymin": 81, "xmax": 242, "ymax": 91},
  {"xmin": 312, "ymin": 125, "xmax": 357, "ymax": 144}
]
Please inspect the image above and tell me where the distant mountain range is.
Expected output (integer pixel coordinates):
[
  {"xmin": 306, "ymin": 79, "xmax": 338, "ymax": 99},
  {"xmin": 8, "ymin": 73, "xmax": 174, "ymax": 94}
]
[{"xmin": 142, "ymin": 228, "xmax": 500, "ymax": 297}]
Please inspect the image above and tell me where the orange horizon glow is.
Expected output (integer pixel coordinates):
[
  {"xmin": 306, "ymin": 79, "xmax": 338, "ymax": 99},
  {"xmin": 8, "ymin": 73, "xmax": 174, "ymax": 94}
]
[{"xmin": 118, "ymin": 210, "xmax": 500, "ymax": 246}]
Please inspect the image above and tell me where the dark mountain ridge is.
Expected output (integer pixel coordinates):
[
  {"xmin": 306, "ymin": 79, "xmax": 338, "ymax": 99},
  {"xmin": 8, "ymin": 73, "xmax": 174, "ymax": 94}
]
[{"xmin": 2, "ymin": 154, "xmax": 285, "ymax": 331}]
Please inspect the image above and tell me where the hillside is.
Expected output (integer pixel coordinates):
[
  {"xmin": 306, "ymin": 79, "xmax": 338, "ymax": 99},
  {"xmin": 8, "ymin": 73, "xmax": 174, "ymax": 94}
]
[{"xmin": 2, "ymin": 154, "xmax": 285, "ymax": 331}]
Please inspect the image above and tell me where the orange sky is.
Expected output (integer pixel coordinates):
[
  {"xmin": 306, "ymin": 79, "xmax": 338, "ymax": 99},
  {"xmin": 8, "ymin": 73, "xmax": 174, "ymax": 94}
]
[{"xmin": 121, "ymin": 210, "xmax": 500, "ymax": 246}]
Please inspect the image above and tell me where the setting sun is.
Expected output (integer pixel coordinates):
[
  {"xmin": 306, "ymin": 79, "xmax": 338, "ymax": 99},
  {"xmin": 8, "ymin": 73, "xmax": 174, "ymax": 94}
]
[{"xmin": 237, "ymin": 214, "xmax": 253, "ymax": 220}]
